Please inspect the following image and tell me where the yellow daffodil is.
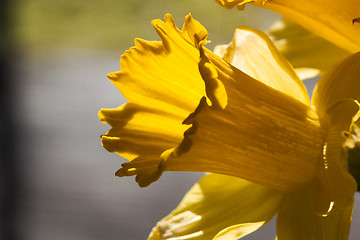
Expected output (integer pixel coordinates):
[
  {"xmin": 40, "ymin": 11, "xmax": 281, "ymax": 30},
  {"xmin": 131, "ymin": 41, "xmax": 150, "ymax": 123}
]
[
  {"xmin": 215, "ymin": 0, "xmax": 360, "ymax": 53},
  {"xmin": 99, "ymin": 14, "xmax": 360, "ymax": 239},
  {"xmin": 215, "ymin": 0, "xmax": 360, "ymax": 79}
]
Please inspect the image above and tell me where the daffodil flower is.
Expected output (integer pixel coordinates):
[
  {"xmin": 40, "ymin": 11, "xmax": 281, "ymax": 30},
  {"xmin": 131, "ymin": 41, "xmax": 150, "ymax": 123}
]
[
  {"xmin": 215, "ymin": 0, "xmax": 360, "ymax": 79},
  {"xmin": 215, "ymin": 0, "xmax": 360, "ymax": 53},
  {"xmin": 99, "ymin": 14, "xmax": 360, "ymax": 239}
]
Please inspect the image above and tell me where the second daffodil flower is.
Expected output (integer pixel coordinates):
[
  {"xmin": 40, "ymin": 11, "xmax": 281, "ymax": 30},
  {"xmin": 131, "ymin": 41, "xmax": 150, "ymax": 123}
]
[
  {"xmin": 99, "ymin": 14, "xmax": 360, "ymax": 239},
  {"xmin": 215, "ymin": 0, "xmax": 360, "ymax": 81},
  {"xmin": 215, "ymin": 0, "xmax": 360, "ymax": 52}
]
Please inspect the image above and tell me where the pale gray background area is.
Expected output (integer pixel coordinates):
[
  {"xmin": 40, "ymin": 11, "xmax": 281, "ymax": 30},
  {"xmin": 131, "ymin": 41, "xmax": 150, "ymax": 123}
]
[{"xmin": 8, "ymin": 0, "xmax": 360, "ymax": 239}]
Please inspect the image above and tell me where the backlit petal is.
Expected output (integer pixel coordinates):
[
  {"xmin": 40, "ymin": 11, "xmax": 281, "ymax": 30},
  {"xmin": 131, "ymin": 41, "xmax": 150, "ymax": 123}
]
[
  {"xmin": 277, "ymin": 182, "xmax": 353, "ymax": 240},
  {"xmin": 163, "ymin": 47, "xmax": 324, "ymax": 192},
  {"xmin": 99, "ymin": 14, "xmax": 208, "ymax": 187},
  {"xmin": 148, "ymin": 174, "xmax": 284, "ymax": 240},
  {"xmin": 213, "ymin": 26, "xmax": 309, "ymax": 104},
  {"xmin": 215, "ymin": 0, "xmax": 360, "ymax": 52},
  {"xmin": 108, "ymin": 14, "xmax": 207, "ymax": 114},
  {"xmin": 267, "ymin": 18, "xmax": 350, "ymax": 77},
  {"xmin": 99, "ymin": 103, "xmax": 186, "ymax": 160}
]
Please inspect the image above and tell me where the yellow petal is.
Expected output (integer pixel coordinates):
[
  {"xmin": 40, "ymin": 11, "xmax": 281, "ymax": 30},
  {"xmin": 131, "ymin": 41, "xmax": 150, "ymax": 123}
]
[
  {"xmin": 99, "ymin": 103, "xmax": 186, "ymax": 159},
  {"xmin": 277, "ymin": 182, "xmax": 353, "ymax": 240},
  {"xmin": 215, "ymin": 0, "xmax": 254, "ymax": 10},
  {"xmin": 163, "ymin": 48, "xmax": 324, "ymax": 192},
  {"xmin": 277, "ymin": 183, "xmax": 323, "ymax": 240},
  {"xmin": 99, "ymin": 14, "xmax": 208, "ymax": 187},
  {"xmin": 312, "ymin": 52, "xmax": 360, "ymax": 120},
  {"xmin": 313, "ymin": 100, "xmax": 358, "ymax": 216},
  {"xmin": 293, "ymin": 68, "xmax": 321, "ymax": 82},
  {"xmin": 311, "ymin": 53, "xmax": 360, "ymax": 215},
  {"xmin": 109, "ymin": 14, "xmax": 207, "ymax": 114},
  {"xmin": 213, "ymin": 26, "xmax": 309, "ymax": 104},
  {"xmin": 266, "ymin": 18, "xmax": 350, "ymax": 77},
  {"xmin": 148, "ymin": 174, "xmax": 284, "ymax": 240},
  {"xmin": 320, "ymin": 204, "xmax": 354, "ymax": 240},
  {"xmin": 215, "ymin": 0, "xmax": 360, "ymax": 52}
]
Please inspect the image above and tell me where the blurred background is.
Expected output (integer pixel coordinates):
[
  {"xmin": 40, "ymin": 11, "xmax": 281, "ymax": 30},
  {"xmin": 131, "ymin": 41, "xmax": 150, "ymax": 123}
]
[{"xmin": 1, "ymin": 0, "xmax": 359, "ymax": 239}]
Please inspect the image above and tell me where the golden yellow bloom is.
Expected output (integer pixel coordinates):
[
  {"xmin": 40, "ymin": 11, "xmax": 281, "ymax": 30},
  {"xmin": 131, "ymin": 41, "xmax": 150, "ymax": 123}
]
[
  {"xmin": 215, "ymin": 0, "xmax": 360, "ymax": 79},
  {"xmin": 99, "ymin": 14, "xmax": 360, "ymax": 239},
  {"xmin": 215, "ymin": 0, "xmax": 360, "ymax": 52}
]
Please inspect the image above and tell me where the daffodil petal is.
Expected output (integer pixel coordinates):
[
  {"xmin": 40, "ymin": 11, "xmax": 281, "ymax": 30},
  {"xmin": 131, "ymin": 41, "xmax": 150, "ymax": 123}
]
[
  {"xmin": 320, "ymin": 204, "xmax": 354, "ymax": 240},
  {"xmin": 293, "ymin": 68, "xmax": 321, "ymax": 82},
  {"xmin": 215, "ymin": 0, "xmax": 253, "ymax": 10},
  {"xmin": 99, "ymin": 103, "xmax": 191, "ymax": 186},
  {"xmin": 314, "ymin": 101, "xmax": 358, "ymax": 216},
  {"xmin": 163, "ymin": 47, "xmax": 324, "ymax": 192},
  {"xmin": 266, "ymin": 18, "xmax": 350, "ymax": 77},
  {"xmin": 215, "ymin": 0, "xmax": 360, "ymax": 52},
  {"xmin": 213, "ymin": 223, "xmax": 266, "ymax": 240},
  {"xmin": 108, "ymin": 14, "xmax": 207, "ymax": 114},
  {"xmin": 148, "ymin": 174, "xmax": 284, "ymax": 240},
  {"xmin": 277, "ymin": 182, "xmax": 353, "ymax": 240},
  {"xmin": 312, "ymin": 52, "xmax": 360, "ymax": 119},
  {"xmin": 100, "ymin": 14, "xmax": 209, "ymax": 187},
  {"xmin": 213, "ymin": 26, "xmax": 309, "ymax": 104},
  {"xmin": 277, "ymin": 183, "xmax": 323, "ymax": 240},
  {"xmin": 311, "ymin": 53, "xmax": 360, "ymax": 214},
  {"xmin": 99, "ymin": 103, "xmax": 187, "ymax": 160}
]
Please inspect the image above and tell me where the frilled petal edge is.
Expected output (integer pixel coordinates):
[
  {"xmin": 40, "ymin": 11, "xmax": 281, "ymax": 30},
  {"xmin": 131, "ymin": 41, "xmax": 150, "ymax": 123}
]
[
  {"xmin": 102, "ymin": 14, "xmax": 325, "ymax": 192},
  {"xmin": 99, "ymin": 14, "xmax": 209, "ymax": 187},
  {"xmin": 162, "ymin": 46, "xmax": 324, "ymax": 192}
]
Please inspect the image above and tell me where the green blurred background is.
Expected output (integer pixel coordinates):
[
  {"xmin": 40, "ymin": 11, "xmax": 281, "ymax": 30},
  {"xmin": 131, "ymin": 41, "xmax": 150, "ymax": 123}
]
[
  {"xmin": 12, "ymin": 0, "xmax": 278, "ymax": 53},
  {"xmin": 2, "ymin": 0, "xmax": 359, "ymax": 240}
]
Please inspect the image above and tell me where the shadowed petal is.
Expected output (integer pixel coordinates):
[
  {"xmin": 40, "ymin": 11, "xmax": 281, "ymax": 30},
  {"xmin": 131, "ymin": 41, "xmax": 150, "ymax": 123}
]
[
  {"xmin": 311, "ymin": 53, "xmax": 360, "ymax": 216},
  {"xmin": 277, "ymin": 182, "xmax": 353, "ymax": 240},
  {"xmin": 277, "ymin": 183, "xmax": 323, "ymax": 240}
]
